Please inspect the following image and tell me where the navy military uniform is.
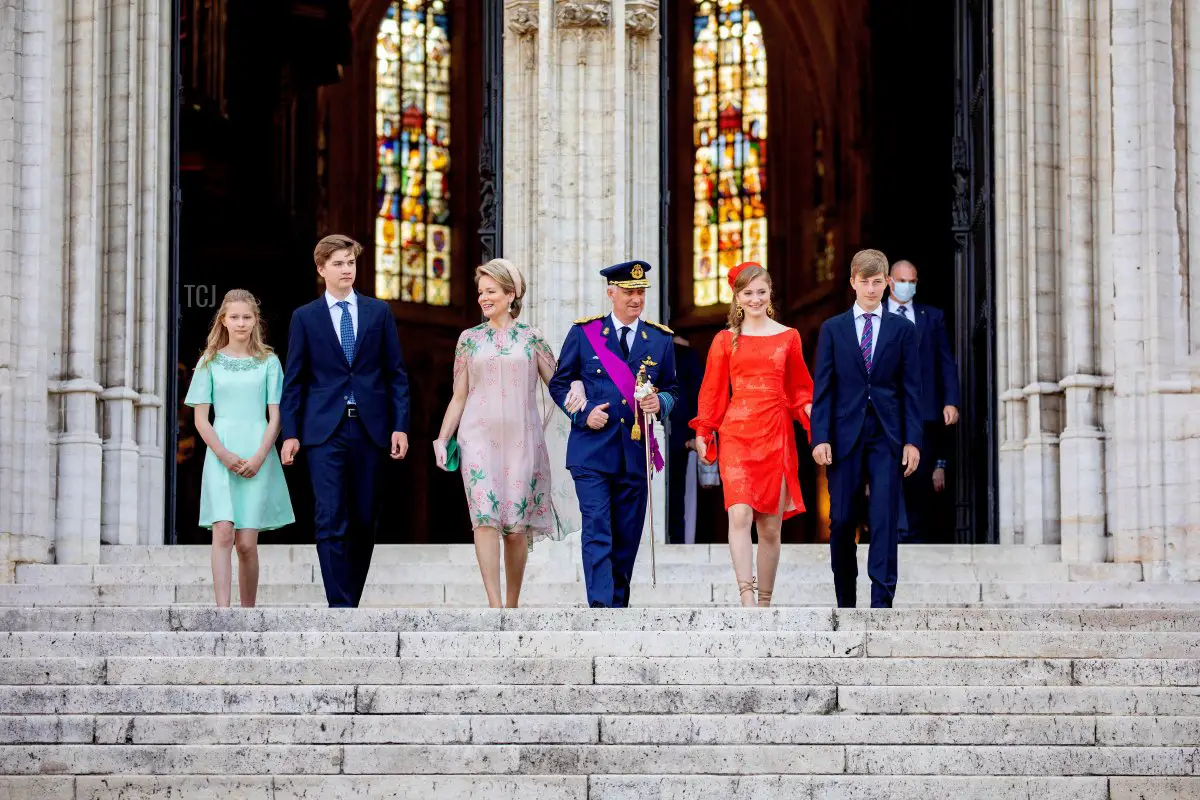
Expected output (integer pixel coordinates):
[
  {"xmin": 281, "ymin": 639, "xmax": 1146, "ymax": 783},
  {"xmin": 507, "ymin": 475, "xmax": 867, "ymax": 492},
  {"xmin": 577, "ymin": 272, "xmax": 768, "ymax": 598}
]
[{"xmin": 548, "ymin": 261, "xmax": 679, "ymax": 607}]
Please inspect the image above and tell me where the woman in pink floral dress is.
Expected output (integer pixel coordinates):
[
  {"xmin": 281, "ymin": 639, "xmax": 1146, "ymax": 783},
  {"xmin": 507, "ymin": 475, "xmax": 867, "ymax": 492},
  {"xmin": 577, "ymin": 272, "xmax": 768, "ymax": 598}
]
[{"xmin": 434, "ymin": 259, "xmax": 583, "ymax": 607}]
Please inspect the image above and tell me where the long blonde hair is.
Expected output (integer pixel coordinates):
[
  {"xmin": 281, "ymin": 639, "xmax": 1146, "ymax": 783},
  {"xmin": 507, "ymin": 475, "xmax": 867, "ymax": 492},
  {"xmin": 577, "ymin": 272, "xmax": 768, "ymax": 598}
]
[
  {"xmin": 198, "ymin": 289, "xmax": 273, "ymax": 367},
  {"xmin": 475, "ymin": 258, "xmax": 527, "ymax": 318},
  {"xmin": 727, "ymin": 263, "xmax": 774, "ymax": 350}
]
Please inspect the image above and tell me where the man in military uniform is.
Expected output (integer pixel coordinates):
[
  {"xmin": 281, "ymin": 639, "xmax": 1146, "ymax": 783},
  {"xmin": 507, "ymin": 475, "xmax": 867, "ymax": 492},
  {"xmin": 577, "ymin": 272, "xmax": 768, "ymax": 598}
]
[{"xmin": 549, "ymin": 261, "xmax": 680, "ymax": 608}]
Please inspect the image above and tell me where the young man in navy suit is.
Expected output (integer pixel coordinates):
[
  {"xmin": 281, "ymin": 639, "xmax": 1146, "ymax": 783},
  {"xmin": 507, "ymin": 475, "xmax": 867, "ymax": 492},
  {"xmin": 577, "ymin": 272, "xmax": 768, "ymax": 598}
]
[
  {"xmin": 548, "ymin": 261, "xmax": 679, "ymax": 608},
  {"xmin": 886, "ymin": 259, "xmax": 961, "ymax": 543},
  {"xmin": 280, "ymin": 235, "xmax": 411, "ymax": 608},
  {"xmin": 810, "ymin": 249, "xmax": 923, "ymax": 608}
]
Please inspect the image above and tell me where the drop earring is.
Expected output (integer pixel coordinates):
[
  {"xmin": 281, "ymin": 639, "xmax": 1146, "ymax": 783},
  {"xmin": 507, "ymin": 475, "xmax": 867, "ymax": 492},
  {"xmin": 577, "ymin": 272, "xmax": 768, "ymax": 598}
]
[
  {"xmin": 735, "ymin": 303, "xmax": 745, "ymax": 322},
  {"xmin": 767, "ymin": 301, "xmax": 776, "ymax": 318}
]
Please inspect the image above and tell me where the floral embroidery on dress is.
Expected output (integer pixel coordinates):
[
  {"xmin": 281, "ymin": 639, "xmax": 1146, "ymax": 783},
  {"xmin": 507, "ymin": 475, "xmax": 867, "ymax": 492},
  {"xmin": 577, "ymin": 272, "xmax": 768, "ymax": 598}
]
[
  {"xmin": 453, "ymin": 322, "xmax": 570, "ymax": 543},
  {"xmin": 212, "ymin": 352, "xmax": 269, "ymax": 371}
]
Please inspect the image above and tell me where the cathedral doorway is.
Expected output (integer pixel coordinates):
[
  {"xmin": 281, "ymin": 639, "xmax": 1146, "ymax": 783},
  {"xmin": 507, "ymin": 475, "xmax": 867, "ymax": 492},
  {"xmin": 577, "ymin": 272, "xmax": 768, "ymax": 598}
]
[
  {"xmin": 663, "ymin": 0, "xmax": 996, "ymax": 544},
  {"xmin": 171, "ymin": 0, "xmax": 493, "ymax": 545}
]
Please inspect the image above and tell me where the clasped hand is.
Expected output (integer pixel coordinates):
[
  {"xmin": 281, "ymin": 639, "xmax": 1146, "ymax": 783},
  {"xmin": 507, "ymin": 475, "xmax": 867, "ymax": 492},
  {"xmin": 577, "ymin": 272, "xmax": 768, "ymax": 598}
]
[{"xmin": 220, "ymin": 449, "xmax": 263, "ymax": 478}]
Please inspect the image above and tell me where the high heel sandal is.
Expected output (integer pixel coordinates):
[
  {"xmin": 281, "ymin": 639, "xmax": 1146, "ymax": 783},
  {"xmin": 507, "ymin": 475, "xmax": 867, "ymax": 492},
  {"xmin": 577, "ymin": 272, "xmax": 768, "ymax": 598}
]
[
  {"xmin": 757, "ymin": 586, "xmax": 774, "ymax": 607},
  {"xmin": 737, "ymin": 577, "xmax": 758, "ymax": 607}
]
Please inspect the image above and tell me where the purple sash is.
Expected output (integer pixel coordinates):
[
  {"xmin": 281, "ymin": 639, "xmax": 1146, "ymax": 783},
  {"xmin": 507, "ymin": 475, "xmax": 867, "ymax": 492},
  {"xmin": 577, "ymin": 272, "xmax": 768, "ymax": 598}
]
[{"xmin": 581, "ymin": 320, "xmax": 664, "ymax": 471}]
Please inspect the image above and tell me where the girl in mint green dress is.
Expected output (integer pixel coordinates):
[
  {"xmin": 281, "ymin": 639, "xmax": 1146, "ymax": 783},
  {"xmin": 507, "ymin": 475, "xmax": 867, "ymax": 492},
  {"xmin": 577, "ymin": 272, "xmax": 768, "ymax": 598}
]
[{"xmin": 185, "ymin": 289, "xmax": 294, "ymax": 607}]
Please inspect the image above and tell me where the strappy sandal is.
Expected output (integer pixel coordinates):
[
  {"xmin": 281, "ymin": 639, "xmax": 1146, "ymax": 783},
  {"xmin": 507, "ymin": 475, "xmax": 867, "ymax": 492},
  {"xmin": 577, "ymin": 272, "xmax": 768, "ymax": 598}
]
[
  {"xmin": 757, "ymin": 586, "xmax": 774, "ymax": 607},
  {"xmin": 737, "ymin": 577, "xmax": 758, "ymax": 607}
]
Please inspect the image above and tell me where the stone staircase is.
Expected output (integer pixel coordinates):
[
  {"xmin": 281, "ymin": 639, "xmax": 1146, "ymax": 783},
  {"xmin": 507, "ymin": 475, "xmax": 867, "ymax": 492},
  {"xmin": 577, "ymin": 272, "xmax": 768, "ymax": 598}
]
[
  {"xmin": 1, "ymin": 606, "xmax": 1198, "ymax": 798},
  {"xmin": 3, "ymin": 543, "xmax": 1198, "ymax": 607}
]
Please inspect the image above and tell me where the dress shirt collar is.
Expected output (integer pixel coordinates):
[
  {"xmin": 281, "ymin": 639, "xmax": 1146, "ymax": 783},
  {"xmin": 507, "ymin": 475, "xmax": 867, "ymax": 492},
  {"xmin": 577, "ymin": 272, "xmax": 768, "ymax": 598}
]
[
  {"xmin": 853, "ymin": 302, "xmax": 881, "ymax": 321},
  {"xmin": 610, "ymin": 312, "xmax": 640, "ymax": 337},
  {"xmin": 325, "ymin": 289, "xmax": 357, "ymax": 309},
  {"xmin": 888, "ymin": 297, "xmax": 914, "ymax": 317}
]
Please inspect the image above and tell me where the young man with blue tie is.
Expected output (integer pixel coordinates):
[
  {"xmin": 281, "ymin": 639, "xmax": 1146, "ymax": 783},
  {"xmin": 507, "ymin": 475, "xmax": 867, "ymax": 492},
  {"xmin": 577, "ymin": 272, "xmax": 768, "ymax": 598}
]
[
  {"xmin": 549, "ymin": 261, "xmax": 679, "ymax": 608},
  {"xmin": 810, "ymin": 249, "xmax": 923, "ymax": 608},
  {"xmin": 886, "ymin": 259, "xmax": 961, "ymax": 543},
  {"xmin": 280, "ymin": 235, "xmax": 411, "ymax": 608}
]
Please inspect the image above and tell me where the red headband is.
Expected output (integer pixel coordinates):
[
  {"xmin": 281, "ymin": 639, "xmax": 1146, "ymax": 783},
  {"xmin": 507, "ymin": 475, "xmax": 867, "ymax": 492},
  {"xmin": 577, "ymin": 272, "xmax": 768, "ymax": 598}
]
[{"xmin": 728, "ymin": 261, "xmax": 763, "ymax": 288}]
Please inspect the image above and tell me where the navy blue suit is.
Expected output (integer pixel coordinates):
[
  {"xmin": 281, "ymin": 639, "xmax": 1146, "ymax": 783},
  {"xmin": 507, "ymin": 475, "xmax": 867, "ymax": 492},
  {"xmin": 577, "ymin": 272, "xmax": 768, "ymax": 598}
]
[
  {"xmin": 548, "ymin": 317, "xmax": 679, "ymax": 607},
  {"xmin": 280, "ymin": 293, "xmax": 410, "ymax": 607},
  {"xmin": 893, "ymin": 301, "xmax": 960, "ymax": 542},
  {"xmin": 811, "ymin": 308, "xmax": 922, "ymax": 608}
]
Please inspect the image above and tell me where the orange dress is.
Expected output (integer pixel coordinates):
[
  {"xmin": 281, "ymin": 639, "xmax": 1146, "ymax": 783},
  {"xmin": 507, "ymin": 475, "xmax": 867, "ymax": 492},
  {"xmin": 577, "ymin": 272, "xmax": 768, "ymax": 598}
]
[{"xmin": 690, "ymin": 328, "xmax": 815, "ymax": 519}]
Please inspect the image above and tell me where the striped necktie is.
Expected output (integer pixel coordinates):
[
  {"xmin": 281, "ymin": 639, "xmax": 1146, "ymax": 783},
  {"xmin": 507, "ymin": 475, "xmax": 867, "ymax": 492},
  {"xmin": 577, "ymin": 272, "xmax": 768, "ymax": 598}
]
[{"xmin": 860, "ymin": 311, "xmax": 874, "ymax": 374}]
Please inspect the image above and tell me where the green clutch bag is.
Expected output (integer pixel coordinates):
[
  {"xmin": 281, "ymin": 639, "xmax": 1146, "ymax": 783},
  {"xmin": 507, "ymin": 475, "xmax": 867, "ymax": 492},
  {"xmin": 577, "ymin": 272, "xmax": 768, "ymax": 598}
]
[{"xmin": 443, "ymin": 436, "xmax": 460, "ymax": 472}]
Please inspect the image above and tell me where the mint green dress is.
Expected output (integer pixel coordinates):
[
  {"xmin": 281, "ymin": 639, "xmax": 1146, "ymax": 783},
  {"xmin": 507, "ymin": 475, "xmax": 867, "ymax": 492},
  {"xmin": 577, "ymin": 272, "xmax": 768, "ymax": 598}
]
[{"xmin": 184, "ymin": 352, "xmax": 295, "ymax": 531}]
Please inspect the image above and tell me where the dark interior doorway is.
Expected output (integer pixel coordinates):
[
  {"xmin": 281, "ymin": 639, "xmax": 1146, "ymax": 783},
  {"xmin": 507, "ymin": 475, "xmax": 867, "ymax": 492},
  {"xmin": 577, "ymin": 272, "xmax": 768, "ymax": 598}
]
[
  {"xmin": 172, "ymin": 0, "xmax": 484, "ymax": 545},
  {"xmin": 665, "ymin": 0, "xmax": 986, "ymax": 544}
]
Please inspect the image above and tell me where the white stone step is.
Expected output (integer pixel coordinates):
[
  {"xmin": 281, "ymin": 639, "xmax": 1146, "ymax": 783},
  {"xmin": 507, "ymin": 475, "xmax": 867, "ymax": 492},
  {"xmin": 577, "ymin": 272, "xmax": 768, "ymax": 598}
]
[
  {"xmin": 7, "ymin": 580, "xmax": 1198, "ymax": 607},
  {"xmin": 5, "ymin": 606, "xmax": 1200, "ymax": 632},
  {"xmin": 9, "ymin": 712, "xmax": 1191, "ymax": 746},
  {"xmin": 95, "ymin": 542, "xmax": 1070, "ymax": 566},
  {"xmin": 2, "ymin": 743, "xmax": 1198, "ymax": 776},
  {"xmin": 21, "ymin": 560, "xmax": 1135, "ymax": 585},
  {"xmin": 2, "ymin": 605, "xmax": 1195, "ymax": 791},
  {"xmin": 3, "ymin": 655, "xmax": 1196, "ymax": 688},
  {"xmin": 12, "ymin": 775, "xmax": 1181, "ymax": 800},
  {"xmin": 0, "ymin": 684, "xmax": 836, "ymax": 715},
  {"xmin": 15, "ymin": 682, "xmax": 1192, "ymax": 717},
  {"xmin": 5, "ymin": 629, "xmax": 1198, "ymax": 659},
  {"xmin": 7, "ymin": 775, "xmax": 1200, "ymax": 800}
]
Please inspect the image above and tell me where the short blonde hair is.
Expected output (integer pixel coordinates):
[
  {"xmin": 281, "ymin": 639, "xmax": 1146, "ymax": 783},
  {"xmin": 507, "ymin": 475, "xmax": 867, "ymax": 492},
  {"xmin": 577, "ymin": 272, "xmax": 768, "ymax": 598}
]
[
  {"xmin": 314, "ymin": 234, "xmax": 363, "ymax": 268},
  {"xmin": 850, "ymin": 249, "xmax": 889, "ymax": 279},
  {"xmin": 475, "ymin": 258, "xmax": 527, "ymax": 317}
]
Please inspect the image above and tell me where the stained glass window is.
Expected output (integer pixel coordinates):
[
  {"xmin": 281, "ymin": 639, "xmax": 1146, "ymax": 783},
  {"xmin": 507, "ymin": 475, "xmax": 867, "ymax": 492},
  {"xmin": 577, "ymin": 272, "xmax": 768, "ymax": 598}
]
[
  {"xmin": 375, "ymin": 0, "xmax": 452, "ymax": 305},
  {"xmin": 692, "ymin": 0, "xmax": 767, "ymax": 308}
]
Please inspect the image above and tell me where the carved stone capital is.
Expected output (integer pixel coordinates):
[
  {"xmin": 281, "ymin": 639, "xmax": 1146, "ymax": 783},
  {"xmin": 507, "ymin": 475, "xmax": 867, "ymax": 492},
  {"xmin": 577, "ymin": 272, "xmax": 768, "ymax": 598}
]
[
  {"xmin": 555, "ymin": 0, "xmax": 611, "ymax": 29},
  {"xmin": 625, "ymin": 1, "xmax": 658, "ymax": 37},
  {"xmin": 506, "ymin": 1, "xmax": 539, "ymax": 36}
]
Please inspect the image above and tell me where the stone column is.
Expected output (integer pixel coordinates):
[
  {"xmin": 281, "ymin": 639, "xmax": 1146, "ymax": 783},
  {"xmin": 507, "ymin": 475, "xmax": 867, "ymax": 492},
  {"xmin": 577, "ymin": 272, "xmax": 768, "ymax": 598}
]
[
  {"xmin": 1019, "ymin": 0, "xmax": 1063, "ymax": 547},
  {"xmin": 52, "ymin": 0, "xmax": 106, "ymax": 565},
  {"xmin": 504, "ymin": 0, "xmax": 667, "ymax": 541},
  {"xmin": 1185, "ymin": 412, "xmax": 1200, "ymax": 580},
  {"xmin": 0, "ymin": 0, "xmax": 56, "ymax": 580},
  {"xmin": 100, "ymin": 0, "xmax": 143, "ymax": 546},
  {"xmin": 1105, "ymin": 0, "xmax": 1200, "ymax": 578},
  {"xmin": 1, "ymin": 0, "xmax": 172, "ymax": 578},
  {"xmin": 994, "ymin": 0, "xmax": 1027, "ymax": 545},
  {"xmin": 996, "ymin": 0, "xmax": 1064, "ymax": 546},
  {"xmin": 137, "ymin": 0, "xmax": 172, "ymax": 545},
  {"xmin": 1056, "ymin": 0, "xmax": 1107, "ymax": 563},
  {"xmin": 622, "ymin": 0, "xmax": 665, "ymax": 541}
]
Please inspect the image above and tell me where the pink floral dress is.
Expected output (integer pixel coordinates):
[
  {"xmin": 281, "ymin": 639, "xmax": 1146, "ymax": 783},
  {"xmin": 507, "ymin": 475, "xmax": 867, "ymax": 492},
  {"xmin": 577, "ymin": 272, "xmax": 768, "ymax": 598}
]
[{"xmin": 454, "ymin": 322, "xmax": 566, "ymax": 542}]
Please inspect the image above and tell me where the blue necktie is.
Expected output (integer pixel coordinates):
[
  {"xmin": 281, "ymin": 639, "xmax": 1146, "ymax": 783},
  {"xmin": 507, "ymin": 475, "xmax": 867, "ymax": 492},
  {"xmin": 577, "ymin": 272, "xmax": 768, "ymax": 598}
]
[{"xmin": 337, "ymin": 300, "xmax": 356, "ymax": 405}]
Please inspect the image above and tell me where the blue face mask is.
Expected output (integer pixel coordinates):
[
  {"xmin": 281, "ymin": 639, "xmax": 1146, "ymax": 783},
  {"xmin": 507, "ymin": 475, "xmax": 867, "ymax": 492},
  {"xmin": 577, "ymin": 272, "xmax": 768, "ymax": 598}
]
[{"xmin": 892, "ymin": 281, "xmax": 917, "ymax": 303}]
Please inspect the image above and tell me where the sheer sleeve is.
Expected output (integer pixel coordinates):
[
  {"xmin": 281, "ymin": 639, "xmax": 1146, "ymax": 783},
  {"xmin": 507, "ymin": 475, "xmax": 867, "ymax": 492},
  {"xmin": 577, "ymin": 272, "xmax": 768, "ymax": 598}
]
[
  {"xmin": 689, "ymin": 331, "xmax": 732, "ymax": 458},
  {"xmin": 452, "ymin": 329, "xmax": 474, "ymax": 388},
  {"xmin": 785, "ymin": 330, "xmax": 814, "ymax": 433},
  {"xmin": 265, "ymin": 355, "xmax": 283, "ymax": 405},
  {"xmin": 183, "ymin": 358, "xmax": 213, "ymax": 407},
  {"xmin": 528, "ymin": 326, "xmax": 558, "ymax": 371}
]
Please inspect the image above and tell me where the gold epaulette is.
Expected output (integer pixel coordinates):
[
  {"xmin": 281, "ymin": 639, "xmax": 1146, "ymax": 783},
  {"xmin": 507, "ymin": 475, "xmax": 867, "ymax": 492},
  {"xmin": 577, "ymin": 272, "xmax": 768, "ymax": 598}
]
[
  {"xmin": 573, "ymin": 314, "xmax": 604, "ymax": 325},
  {"xmin": 644, "ymin": 320, "xmax": 674, "ymax": 335}
]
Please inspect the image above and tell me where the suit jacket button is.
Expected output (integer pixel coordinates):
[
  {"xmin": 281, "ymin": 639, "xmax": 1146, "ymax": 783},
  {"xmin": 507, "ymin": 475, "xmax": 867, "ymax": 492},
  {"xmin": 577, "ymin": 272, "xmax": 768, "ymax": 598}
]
[
  {"xmin": 621, "ymin": 399, "xmax": 627, "ymax": 405},
  {"xmin": 596, "ymin": 369, "xmax": 602, "ymax": 374}
]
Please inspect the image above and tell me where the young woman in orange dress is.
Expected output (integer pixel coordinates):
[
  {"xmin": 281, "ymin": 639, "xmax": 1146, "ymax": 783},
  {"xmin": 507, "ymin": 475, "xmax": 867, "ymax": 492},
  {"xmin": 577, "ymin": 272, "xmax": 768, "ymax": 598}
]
[{"xmin": 690, "ymin": 263, "xmax": 815, "ymax": 606}]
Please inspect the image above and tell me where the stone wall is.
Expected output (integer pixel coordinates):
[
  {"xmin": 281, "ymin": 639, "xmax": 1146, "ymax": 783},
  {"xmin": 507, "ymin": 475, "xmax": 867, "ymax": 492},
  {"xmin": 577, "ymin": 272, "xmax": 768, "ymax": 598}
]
[
  {"xmin": 995, "ymin": 0, "xmax": 1200, "ymax": 579},
  {"xmin": 0, "ymin": 0, "xmax": 171, "ymax": 580}
]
